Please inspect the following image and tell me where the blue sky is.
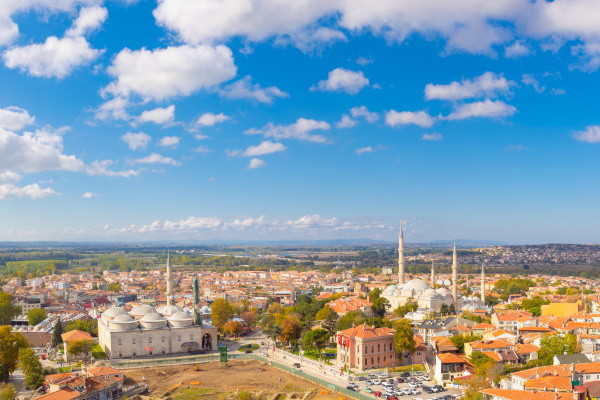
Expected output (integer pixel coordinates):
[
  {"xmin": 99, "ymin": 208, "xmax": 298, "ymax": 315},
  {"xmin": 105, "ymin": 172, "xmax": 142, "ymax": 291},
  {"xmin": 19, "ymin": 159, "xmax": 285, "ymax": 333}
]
[{"xmin": 1, "ymin": 0, "xmax": 600, "ymax": 243}]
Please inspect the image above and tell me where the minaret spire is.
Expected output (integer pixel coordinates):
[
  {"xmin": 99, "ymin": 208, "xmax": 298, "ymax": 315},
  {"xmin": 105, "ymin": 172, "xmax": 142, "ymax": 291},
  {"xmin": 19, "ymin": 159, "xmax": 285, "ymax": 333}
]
[
  {"xmin": 398, "ymin": 223, "xmax": 405, "ymax": 285},
  {"xmin": 452, "ymin": 242, "xmax": 458, "ymax": 308},
  {"xmin": 430, "ymin": 262, "xmax": 435, "ymax": 287},
  {"xmin": 480, "ymin": 262, "xmax": 486, "ymax": 304},
  {"xmin": 166, "ymin": 251, "xmax": 173, "ymax": 307}
]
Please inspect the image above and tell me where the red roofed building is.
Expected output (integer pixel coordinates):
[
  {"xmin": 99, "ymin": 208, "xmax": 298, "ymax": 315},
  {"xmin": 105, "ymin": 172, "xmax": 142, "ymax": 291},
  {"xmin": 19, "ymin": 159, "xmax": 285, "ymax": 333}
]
[
  {"xmin": 61, "ymin": 330, "xmax": 93, "ymax": 362},
  {"xmin": 434, "ymin": 353, "xmax": 470, "ymax": 383},
  {"xmin": 336, "ymin": 324, "xmax": 400, "ymax": 371},
  {"xmin": 327, "ymin": 297, "xmax": 373, "ymax": 317}
]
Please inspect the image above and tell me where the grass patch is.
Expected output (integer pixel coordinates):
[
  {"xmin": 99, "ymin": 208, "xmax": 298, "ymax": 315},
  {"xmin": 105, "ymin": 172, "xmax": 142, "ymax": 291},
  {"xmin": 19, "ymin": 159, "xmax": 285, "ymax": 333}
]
[
  {"xmin": 237, "ymin": 344, "xmax": 260, "ymax": 352},
  {"xmin": 91, "ymin": 344, "xmax": 108, "ymax": 360},
  {"xmin": 173, "ymin": 388, "xmax": 217, "ymax": 399},
  {"xmin": 389, "ymin": 364, "xmax": 426, "ymax": 372},
  {"xmin": 59, "ymin": 367, "xmax": 72, "ymax": 373}
]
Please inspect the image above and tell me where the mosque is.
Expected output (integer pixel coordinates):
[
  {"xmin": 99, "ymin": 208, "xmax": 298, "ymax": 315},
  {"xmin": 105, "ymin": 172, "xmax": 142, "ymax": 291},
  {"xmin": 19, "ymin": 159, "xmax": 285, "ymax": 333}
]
[
  {"xmin": 98, "ymin": 254, "xmax": 217, "ymax": 359},
  {"xmin": 381, "ymin": 227, "xmax": 487, "ymax": 320}
]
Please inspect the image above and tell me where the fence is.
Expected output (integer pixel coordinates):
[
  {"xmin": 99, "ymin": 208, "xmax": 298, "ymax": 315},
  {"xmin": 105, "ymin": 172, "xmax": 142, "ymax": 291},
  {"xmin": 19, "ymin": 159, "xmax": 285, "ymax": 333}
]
[{"xmin": 109, "ymin": 353, "xmax": 375, "ymax": 400}]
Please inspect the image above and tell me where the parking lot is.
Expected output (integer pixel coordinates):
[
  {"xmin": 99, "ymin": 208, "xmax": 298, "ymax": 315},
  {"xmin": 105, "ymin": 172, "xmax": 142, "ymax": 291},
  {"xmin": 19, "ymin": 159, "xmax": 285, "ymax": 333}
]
[{"xmin": 347, "ymin": 371, "xmax": 463, "ymax": 400}]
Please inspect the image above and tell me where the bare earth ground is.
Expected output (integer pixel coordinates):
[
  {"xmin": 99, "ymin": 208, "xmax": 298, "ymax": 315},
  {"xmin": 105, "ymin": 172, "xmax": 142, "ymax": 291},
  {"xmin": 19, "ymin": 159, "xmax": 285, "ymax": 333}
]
[{"xmin": 123, "ymin": 359, "xmax": 349, "ymax": 400}]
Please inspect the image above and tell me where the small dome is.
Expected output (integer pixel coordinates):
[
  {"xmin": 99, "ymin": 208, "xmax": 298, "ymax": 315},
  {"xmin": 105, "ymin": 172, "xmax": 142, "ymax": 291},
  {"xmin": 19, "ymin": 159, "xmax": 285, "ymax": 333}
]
[
  {"xmin": 130, "ymin": 304, "xmax": 156, "ymax": 316},
  {"xmin": 402, "ymin": 279, "xmax": 430, "ymax": 291},
  {"xmin": 436, "ymin": 287, "xmax": 452, "ymax": 296},
  {"xmin": 113, "ymin": 314, "xmax": 135, "ymax": 322},
  {"xmin": 421, "ymin": 288, "xmax": 442, "ymax": 299},
  {"xmin": 169, "ymin": 311, "xmax": 192, "ymax": 321},
  {"xmin": 382, "ymin": 284, "xmax": 397, "ymax": 295},
  {"xmin": 157, "ymin": 305, "xmax": 181, "ymax": 317},
  {"xmin": 200, "ymin": 305, "xmax": 211, "ymax": 315},
  {"xmin": 140, "ymin": 312, "xmax": 166, "ymax": 322},
  {"xmin": 103, "ymin": 306, "xmax": 127, "ymax": 318}
]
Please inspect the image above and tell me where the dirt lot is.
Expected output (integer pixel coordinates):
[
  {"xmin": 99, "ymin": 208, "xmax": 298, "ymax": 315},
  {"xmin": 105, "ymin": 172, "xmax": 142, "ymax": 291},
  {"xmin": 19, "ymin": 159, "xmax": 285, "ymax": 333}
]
[{"xmin": 123, "ymin": 359, "xmax": 350, "ymax": 400}]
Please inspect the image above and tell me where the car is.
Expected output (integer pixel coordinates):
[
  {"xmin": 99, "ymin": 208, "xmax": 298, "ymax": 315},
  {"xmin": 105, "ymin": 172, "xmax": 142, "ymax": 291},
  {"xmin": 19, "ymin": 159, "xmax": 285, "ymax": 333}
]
[
  {"xmin": 347, "ymin": 382, "xmax": 359, "ymax": 388},
  {"xmin": 414, "ymin": 371, "xmax": 425, "ymax": 376},
  {"xmin": 366, "ymin": 380, "xmax": 374, "ymax": 385},
  {"xmin": 364, "ymin": 387, "xmax": 374, "ymax": 393},
  {"xmin": 380, "ymin": 373, "xmax": 391, "ymax": 378},
  {"xmin": 292, "ymin": 363, "xmax": 301, "ymax": 368},
  {"xmin": 409, "ymin": 382, "xmax": 419, "ymax": 387},
  {"xmin": 396, "ymin": 378, "xmax": 405, "ymax": 383},
  {"xmin": 393, "ymin": 390, "xmax": 404, "ymax": 396},
  {"xmin": 372, "ymin": 379, "xmax": 382, "ymax": 385},
  {"xmin": 373, "ymin": 391, "xmax": 382, "ymax": 397},
  {"xmin": 245, "ymin": 350, "xmax": 253, "ymax": 353},
  {"xmin": 411, "ymin": 389, "xmax": 420, "ymax": 395},
  {"xmin": 346, "ymin": 385, "xmax": 359, "ymax": 392},
  {"xmin": 368, "ymin": 374, "xmax": 377, "ymax": 379},
  {"xmin": 435, "ymin": 385, "xmax": 446, "ymax": 392},
  {"xmin": 402, "ymin": 388, "xmax": 412, "ymax": 395},
  {"xmin": 401, "ymin": 372, "xmax": 411, "ymax": 377},
  {"xmin": 357, "ymin": 376, "xmax": 367, "ymax": 381},
  {"xmin": 423, "ymin": 386, "xmax": 433, "ymax": 393}
]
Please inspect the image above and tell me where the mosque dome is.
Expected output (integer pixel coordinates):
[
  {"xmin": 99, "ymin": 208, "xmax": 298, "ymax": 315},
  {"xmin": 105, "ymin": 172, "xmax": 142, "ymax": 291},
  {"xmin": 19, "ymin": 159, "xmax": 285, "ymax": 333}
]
[
  {"xmin": 157, "ymin": 304, "xmax": 181, "ymax": 317},
  {"xmin": 130, "ymin": 304, "xmax": 156, "ymax": 318},
  {"xmin": 402, "ymin": 279, "xmax": 430, "ymax": 292},
  {"xmin": 436, "ymin": 287, "xmax": 452, "ymax": 297},
  {"xmin": 102, "ymin": 306, "xmax": 127, "ymax": 320},
  {"xmin": 139, "ymin": 312, "xmax": 167, "ymax": 329},
  {"xmin": 382, "ymin": 285, "xmax": 398, "ymax": 295},
  {"xmin": 168, "ymin": 311, "xmax": 193, "ymax": 327},
  {"xmin": 200, "ymin": 305, "xmax": 211, "ymax": 315},
  {"xmin": 109, "ymin": 314, "xmax": 139, "ymax": 331},
  {"xmin": 421, "ymin": 288, "xmax": 442, "ymax": 299}
]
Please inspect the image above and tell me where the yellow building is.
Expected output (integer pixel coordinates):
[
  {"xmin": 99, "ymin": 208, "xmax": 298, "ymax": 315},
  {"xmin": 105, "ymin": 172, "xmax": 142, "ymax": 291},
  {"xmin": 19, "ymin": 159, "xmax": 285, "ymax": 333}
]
[{"xmin": 540, "ymin": 302, "xmax": 582, "ymax": 317}]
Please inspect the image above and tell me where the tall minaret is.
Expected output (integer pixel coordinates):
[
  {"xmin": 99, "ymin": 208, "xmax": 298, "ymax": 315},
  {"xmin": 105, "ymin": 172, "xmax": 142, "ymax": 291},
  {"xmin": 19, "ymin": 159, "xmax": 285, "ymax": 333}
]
[
  {"xmin": 166, "ymin": 251, "xmax": 174, "ymax": 307},
  {"xmin": 398, "ymin": 224, "xmax": 405, "ymax": 285},
  {"xmin": 480, "ymin": 263, "xmax": 486, "ymax": 304},
  {"xmin": 430, "ymin": 262, "xmax": 435, "ymax": 287},
  {"xmin": 193, "ymin": 275, "xmax": 202, "ymax": 325},
  {"xmin": 452, "ymin": 242, "xmax": 458, "ymax": 307}
]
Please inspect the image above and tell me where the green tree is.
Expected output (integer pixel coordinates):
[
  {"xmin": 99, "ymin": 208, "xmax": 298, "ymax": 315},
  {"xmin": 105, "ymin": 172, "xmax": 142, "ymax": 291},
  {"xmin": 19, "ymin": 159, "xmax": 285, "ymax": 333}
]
[
  {"xmin": 0, "ymin": 292, "xmax": 21, "ymax": 325},
  {"xmin": 107, "ymin": 282, "xmax": 122, "ymax": 291},
  {"xmin": 0, "ymin": 384, "xmax": 15, "ymax": 400},
  {"xmin": 51, "ymin": 318, "xmax": 64, "ymax": 348},
  {"xmin": 368, "ymin": 288, "xmax": 390, "ymax": 318},
  {"xmin": 18, "ymin": 348, "xmax": 44, "ymax": 389},
  {"xmin": 393, "ymin": 319, "xmax": 416, "ymax": 358},
  {"xmin": 314, "ymin": 306, "xmax": 338, "ymax": 335},
  {"xmin": 222, "ymin": 320, "xmax": 243, "ymax": 337},
  {"xmin": 302, "ymin": 328, "xmax": 330, "ymax": 356},
  {"xmin": 538, "ymin": 334, "xmax": 578, "ymax": 365},
  {"xmin": 450, "ymin": 334, "xmax": 482, "ymax": 353},
  {"xmin": 336, "ymin": 311, "xmax": 364, "ymax": 331},
  {"xmin": 67, "ymin": 340, "xmax": 93, "ymax": 361},
  {"xmin": 211, "ymin": 298, "xmax": 234, "ymax": 331},
  {"xmin": 470, "ymin": 351, "xmax": 495, "ymax": 368},
  {"xmin": 0, "ymin": 326, "xmax": 28, "ymax": 382},
  {"xmin": 27, "ymin": 308, "xmax": 47, "ymax": 326},
  {"xmin": 280, "ymin": 316, "xmax": 302, "ymax": 346},
  {"xmin": 394, "ymin": 299, "xmax": 418, "ymax": 318},
  {"xmin": 65, "ymin": 319, "xmax": 98, "ymax": 337}
]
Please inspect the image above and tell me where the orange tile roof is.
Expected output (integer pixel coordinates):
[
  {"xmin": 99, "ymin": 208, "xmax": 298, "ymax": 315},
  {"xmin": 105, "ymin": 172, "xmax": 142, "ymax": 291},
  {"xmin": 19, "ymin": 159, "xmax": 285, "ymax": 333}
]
[
  {"xmin": 339, "ymin": 324, "xmax": 394, "ymax": 339},
  {"xmin": 45, "ymin": 373, "xmax": 74, "ymax": 383},
  {"xmin": 33, "ymin": 388, "xmax": 80, "ymax": 400},
  {"xmin": 519, "ymin": 326, "xmax": 552, "ymax": 332},
  {"xmin": 328, "ymin": 297, "xmax": 372, "ymax": 314},
  {"xmin": 481, "ymin": 351, "xmax": 503, "ymax": 362},
  {"xmin": 61, "ymin": 330, "xmax": 93, "ymax": 342},
  {"xmin": 481, "ymin": 389, "xmax": 572, "ymax": 400},
  {"xmin": 437, "ymin": 353, "xmax": 467, "ymax": 364},
  {"xmin": 524, "ymin": 375, "xmax": 572, "ymax": 391},
  {"xmin": 516, "ymin": 343, "xmax": 539, "ymax": 355},
  {"xmin": 86, "ymin": 366, "xmax": 121, "ymax": 377},
  {"xmin": 469, "ymin": 340, "xmax": 513, "ymax": 350},
  {"xmin": 472, "ymin": 323, "xmax": 495, "ymax": 330}
]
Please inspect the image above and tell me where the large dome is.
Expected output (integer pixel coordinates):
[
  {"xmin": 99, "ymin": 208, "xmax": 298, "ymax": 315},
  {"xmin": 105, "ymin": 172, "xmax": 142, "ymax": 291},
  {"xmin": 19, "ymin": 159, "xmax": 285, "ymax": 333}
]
[
  {"xmin": 382, "ymin": 285, "xmax": 398, "ymax": 295},
  {"xmin": 436, "ymin": 287, "xmax": 452, "ymax": 297},
  {"xmin": 140, "ymin": 313, "xmax": 166, "ymax": 322},
  {"xmin": 402, "ymin": 279, "xmax": 430, "ymax": 291},
  {"xmin": 130, "ymin": 304, "xmax": 156, "ymax": 317},
  {"xmin": 109, "ymin": 314, "xmax": 139, "ymax": 331},
  {"xmin": 169, "ymin": 311, "xmax": 193, "ymax": 327},
  {"xmin": 421, "ymin": 288, "xmax": 442, "ymax": 299},
  {"xmin": 157, "ymin": 304, "xmax": 181, "ymax": 316},
  {"xmin": 102, "ymin": 306, "xmax": 127, "ymax": 319}
]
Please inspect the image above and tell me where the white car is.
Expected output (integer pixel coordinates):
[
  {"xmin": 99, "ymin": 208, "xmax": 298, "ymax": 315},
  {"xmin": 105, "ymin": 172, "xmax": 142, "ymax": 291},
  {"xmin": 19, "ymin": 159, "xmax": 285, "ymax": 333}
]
[
  {"xmin": 380, "ymin": 373, "xmax": 391, "ymax": 378},
  {"xmin": 372, "ymin": 379, "xmax": 382, "ymax": 385}
]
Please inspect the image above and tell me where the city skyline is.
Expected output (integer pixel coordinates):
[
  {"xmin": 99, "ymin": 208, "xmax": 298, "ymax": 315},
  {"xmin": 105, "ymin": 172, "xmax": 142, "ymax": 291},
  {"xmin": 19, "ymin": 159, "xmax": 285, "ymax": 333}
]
[{"xmin": 1, "ymin": 1, "xmax": 600, "ymax": 243}]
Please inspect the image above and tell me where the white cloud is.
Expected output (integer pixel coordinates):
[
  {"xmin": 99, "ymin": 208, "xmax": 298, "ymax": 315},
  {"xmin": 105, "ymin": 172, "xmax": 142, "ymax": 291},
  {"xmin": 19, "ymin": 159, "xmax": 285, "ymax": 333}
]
[
  {"xmin": 82, "ymin": 191, "xmax": 99, "ymax": 198},
  {"xmin": 350, "ymin": 106, "xmax": 379, "ymax": 123},
  {"xmin": 446, "ymin": 99, "xmax": 517, "ymax": 120},
  {"xmin": 425, "ymin": 72, "xmax": 513, "ymax": 101},
  {"xmin": 229, "ymin": 140, "xmax": 286, "ymax": 157},
  {"xmin": 194, "ymin": 134, "xmax": 210, "ymax": 140},
  {"xmin": 336, "ymin": 115, "xmax": 356, "ymax": 128},
  {"xmin": 0, "ymin": 171, "xmax": 21, "ymax": 183},
  {"xmin": 421, "ymin": 133, "xmax": 443, "ymax": 141},
  {"xmin": 311, "ymin": 68, "xmax": 369, "ymax": 95},
  {"xmin": 385, "ymin": 110, "xmax": 435, "ymax": 128},
  {"xmin": 505, "ymin": 144, "xmax": 530, "ymax": 152},
  {"xmin": 121, "ymin": 132, "xmax": 151, "ymax": 150},
  {"xmin": 0, "ymin": 183, "xmax": 57, "ymax": 200},
  {"xmin": 103, "ymin": 45, "xmax": 237, "ymax": 101},
  {"xmin": 138, "ymin": 216, "xmax": 224, "ymax": 233},
  {"xmin": 505, "ymin": 41, "xmax": 531, "ymax": 58},
  {"xmin": 521, "ymin": 74, "xmax": 545, "ymax": 93},
  {"xmin": 0, "ymin": 107, "xmax": 35, "ymax": 130},
  {"xmin": 356, "ymin": 57, "xmax": 374, "ymax": 66},
  {"xmin": 278, "ymin": 27, "xmax": 347, "ymax": 53},
  {"xmin": 246, "ymin": 118, "xmax": 330, "ymax": 143},
  {"xmin": 132, "ymin": 153, "xmax": 181, "ymax": 166},
  {"xmin": 247, "ymin": 158, "xmax": 265, "ymax": 169},
  {"xmin": 85, "ymin": 160, "xmax": 140, "ymax": 178},
  {"xmin": 550, "ymin": 88, "xmax": 566, "ymax": 95},
  {"xmin": 65, "ymin": 6, "xmax": 108, "ymax": 37},
  {"xmin": 193, "ymin": 146, "xmax": 213, "ymax": 154},
  {"xmin": 137, "ymin": 105, "xmax": 175, "ymax": 125},
  {"xmin": 355, "ymin": 146, "xmax": 373, "ymax": 154},
  {"xmin": 573, "ymin": 126, "xmax": 600, "ymax": 143},
  {"xmin": 158, "ymin": 136, "xmax": 181, "ymax": 148},
  {"xmin": 195, "ymin": 112, "xmax": 229, "ymax": 127},
  {"xmin": 95, "ymin": 96, "xmax": 131, "ymax": 121},
  {"xmin": 3, "ymin": 36, "xmax": 101, "ymax": 78},
  {"xmin": 219, "ymin": 76, "xmax": 288, "ymax": 104}
]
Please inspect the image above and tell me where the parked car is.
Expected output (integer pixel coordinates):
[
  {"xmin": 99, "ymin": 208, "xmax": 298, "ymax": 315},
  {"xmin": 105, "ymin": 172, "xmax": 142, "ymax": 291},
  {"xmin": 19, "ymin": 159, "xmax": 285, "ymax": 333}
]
[
  {"xmin": 379, "ymin": 373, "xmax": 391, "ymax": 378},
  {"xmin": 357, "ymin": 376, "xmax": 367, "ymax": 381},
  {"xmin": 372, "ymin": 379, "xmax": 382, "ymax": 385},
  {"xmin": 396, "ymin": 378, "xmax": 405, "ymax": 383},
  {"xmin": 373, "ymin": 391, "xmax": 382, "ymax": 397},
  {"xmin": 401, "ymin": 372, "xmax": 411, "ymax": 377},
  {"xmin": 292, "ymin": 363, "xmax": 301, "ymax": 368},
  {"xmin": 364, "ymin": 387, "xmax": 374, "ymax": 393},
  {"xmin": 346, "ymin": 385, "xmax": 359, "ymax": 392},
  {"xmin": 366, "ymin": 380, "xmax": 374, "ymax": 386}
]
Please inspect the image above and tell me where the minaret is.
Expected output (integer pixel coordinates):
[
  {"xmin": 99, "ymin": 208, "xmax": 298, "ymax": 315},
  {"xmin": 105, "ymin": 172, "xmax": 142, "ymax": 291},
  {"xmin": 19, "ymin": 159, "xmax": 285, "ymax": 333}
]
[
  {"xmin": 166, "ymin": 251, "xmax": 173, "ymax": 307},
  {"xmin": 452, "ymin": 242, "xmax": 458, "ymax": 307},
  {"xmin": 398, "ymin": 224, "xmax": 405, "ymax": 285},
  {"xmin": 430, "ymin": 262, "xmax": 435, "ymax": 287},
  {"xmin": 480, "ymin": 263, "xmax": 486, "ymax": 304},
  {"xmin": 193, "ymin": 275, "xmax": 202, "ymax": 325}
]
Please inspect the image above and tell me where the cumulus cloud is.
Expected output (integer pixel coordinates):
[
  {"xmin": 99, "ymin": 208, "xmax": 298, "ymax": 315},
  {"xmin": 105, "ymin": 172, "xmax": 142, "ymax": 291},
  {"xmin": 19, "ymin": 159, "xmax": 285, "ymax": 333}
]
[
  {"xmin": 0, "ymin": 171, "xmax": 21, "ymax": 183},
  {"xmin": 103, "ymin": 45, "xmax": 237, "ymax": 101},
  {"xmin": 281, "ymin": 27, "xmax": 347, "ymax": 53},
  {"xmin": 355, "ymin": 146, "xmax": 373, "ymax": 154},
  {"xmin": 193, "ymin": 146, "xmax": 213, "ymax": 154},
  {"xmin": 425, "ymin": 72, "xmax": 513, "ymax": 101},
  {"xmin": 228, "ymin": 140, "xmax": 286, "ymax": 157},
  {"xmin": 311, "ymin": 68, "xmax": 369, "ymax": 95},
  {"xmin": 219, "ymin": 76, "xmax": 288, "ymax": 104},
  {"xmin": 446, "ymin": 99, "xmax": 517, "ymax": 120},
  {"xmin": 85, "ymin": 160, "xmax": 140, "ymax": 178},
  {"xmin": 137, "ymin": 105, "xmax": 175, "ymax": 125},
  {"xmin": 132, "ymin": 153, "xmax": 181, "ymax": 166},
  {"xmin": 505, "ymin": 41, "xmax": 531, "ymax": 58},
  {"xmin": 65, "ymin": 6, "xmax": 108, "ymax": 37},
  {"xmin": 522, "ymin": 74, "xmax": 545, "ymax": 93},
  {"xmin": 0, "ymin": 107, "xmax": 35, "ymax": 130},
  {"xmin": 350, "ymin": 106, "xmax": 379, "ymax": 123},
  {"xmin": 421, "ymin": 133, "xmax": 443, "ymax": 141},
  {"xmin": 3, "ymin": 36, "xmax": 101, "ymax": 78},
  {"xmin": 158, "ymin": 136, "xmax": 181, "ymax": 148},
  {"xmin": 95, "ymin": 96, "xmax": 131, "ymax": 121},
  {"xmin": 0, "ymin": 183, "xmax": 57, "ymax": 200},
  {"xmin": 385, "ymin": 110, "xmax": 435, "ymax": 128},
  {"xmin": 336, "ymin": 115, "xmax": 356, "ymax": 128},
  {"xmin": 82, "ymin": 191, "xmax": 100, "ymax": 198},
  {"xmin": 573, "ymin": 126, "xmax": 600, "ymax": 143},
  {"xmin": 195, "ymin": 112, "xmax": 229, "ymax": 127},
  {"xmin": 121, "ymin": 132, "xmax": 151, "ymax": 150},
  {"xmin": 247, "ymin": 157, "xmax": 265, "ymax": 169},
  {"xmin": 246, "ymin": 118, "xmax": 330, "ymax": 143}
]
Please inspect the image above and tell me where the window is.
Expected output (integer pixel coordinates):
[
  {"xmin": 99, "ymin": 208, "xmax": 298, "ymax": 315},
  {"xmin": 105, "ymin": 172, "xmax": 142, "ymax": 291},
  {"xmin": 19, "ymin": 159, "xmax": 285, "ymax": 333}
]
[
  {"xmin": 190, "ymin": 334, "xmax": 193, "ymax": 340},
  {"xmin": 149, "ymin": 337, "xmax": 152, "ymax": 343},
  {"xmin": 365, "ymin": 358, "xmax": 368, "ymax": 365},
  {"xmin": 371, "ymin": 357, "xmax": 374, "ymax": 365},
  {"xmin": 371, "ymin": 346, "xmax": 374, "ymax": 353},
  {"xmin": 377, "ymin": 356, "xmax": 380, "ymax": 363},
  {"xmin": 162, "ymin": 336, "xmax": 165, "ymax": 343},
  {"xmin": 377, "ymin": 344, "xmax": 380, "ymax": 352},
  {"xmin": 390, "ymin": 343, "xmax": 393, "ymax": 351},
  {"xmin": 118, "ymin": 339, "xmax": 122, "ymax": 346},
  {"xmin": 178, "ymin": 335, "xmax": 182, "ymax": 341},
  {"xmin": 132, "ymin": 338, "xmax": 136, "ymax": 344},
  {"xmin": 365, "ymin": 346, "xmax": 368, "ymax": 354}
]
